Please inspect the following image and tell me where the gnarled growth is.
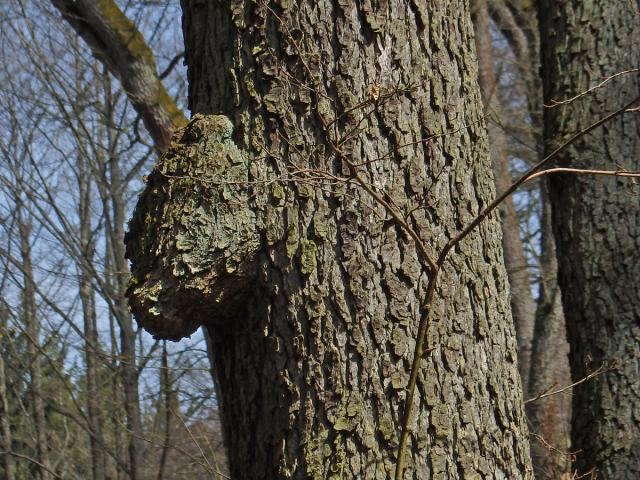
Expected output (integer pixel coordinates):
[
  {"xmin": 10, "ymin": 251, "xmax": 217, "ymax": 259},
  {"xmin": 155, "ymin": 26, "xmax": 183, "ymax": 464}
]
[{"xmin": 125, "ymin": 114, "xmax": 259, "ymax": 340}]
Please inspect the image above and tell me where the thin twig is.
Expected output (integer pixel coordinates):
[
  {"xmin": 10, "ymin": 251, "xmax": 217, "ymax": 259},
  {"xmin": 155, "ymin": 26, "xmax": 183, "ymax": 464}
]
[
  {"xmin": 439, "ymin": 94, "xmax": 640, "ymax": 264},
  {"xmin": 171, "ymin": 407, "xmax": 218, "ymax": 477},
  {"xmin": 546, "ymin": 68, "xmax": 640, "ymax": 107},
  {"xmin": 526, "ymin": 167, "xmax": 640, "ymax": 183},
  {"xmin": 525, "ymin": 363, "xmax": 613, "ymax": 404},
  {"xmin": 529, "ymin": 432, "xmax": 579, "ymax": 459},
  {"xmin": 0, "ymin": 451, "xmax": 63, "ymax": 479}
]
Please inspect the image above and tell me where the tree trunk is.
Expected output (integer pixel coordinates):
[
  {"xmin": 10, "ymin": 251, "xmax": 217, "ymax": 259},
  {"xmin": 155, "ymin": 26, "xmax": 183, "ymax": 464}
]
[
  {"xmin": 18, "ymin": 214, "xmax": 51, "ymax": 480},
  {"xmin": 488, "ymin": 0, "xmax": 543, "ymax": 141},
  {"xmin": 539, "ymin": 1, "xmax": 640, "ymax": 477},
  {"xmin": 110, "ymin": 131, "xmax": 145, "ymax": 480},
  {"xmin": 127, "ymin": 1, "xmax": 532, "ymax": 478},
  {"xmin": 526, "ymin": 186, "xmax": 571, "ymax": 478},
  {"xmin": 78, "ymin": 156, "xmax": 107, "ymax": 480},
  {"xmin": 481, "ymin": 2, "xmax": 573, "ymax": 476},
  {"xmin": 0, "ymin": 302, "xmax": 15, "ymax": 480},
  {"xmin": 482, "ymin": 2, "xmax": 573, "ymax": 474},
  {"xmin": 107, "ymin": 284, "xmax": 126, "ymax": 480},
  {"xmin": 156, "ymin": 342, "xmax": 171, "ymax": 480},
  {"xmin": 471, "ymin": 0, "xmax": 536, "ymax": 397}
]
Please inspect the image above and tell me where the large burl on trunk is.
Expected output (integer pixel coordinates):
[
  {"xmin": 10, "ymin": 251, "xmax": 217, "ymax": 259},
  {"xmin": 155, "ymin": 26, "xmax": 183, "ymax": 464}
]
[
  {"xmin": 126, "ymin": 1, "xmax": 532, "ymax": 478},
  {"xmin": 126, "ymin": 114, "xmax": 259, "ymax": 340}
]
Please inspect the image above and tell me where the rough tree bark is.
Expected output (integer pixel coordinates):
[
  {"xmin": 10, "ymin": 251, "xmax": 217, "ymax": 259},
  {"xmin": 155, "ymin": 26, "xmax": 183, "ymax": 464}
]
[
  {"xmin": 126, "ymin": 2, "xmax": 532, "ymax": 479},
  {"xmin": 471, "ymin": 0, "xmax": 536, "ymax": 397},
  {"xmin": 539, "ymin": 1, "xmax": 640, "ymax": 477}
]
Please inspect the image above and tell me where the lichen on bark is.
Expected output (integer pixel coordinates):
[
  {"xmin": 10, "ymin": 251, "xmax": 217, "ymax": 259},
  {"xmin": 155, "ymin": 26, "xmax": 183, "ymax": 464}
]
[{"xmin": 125, "ymin": 114, "xmax": 259, "ymax": 340}]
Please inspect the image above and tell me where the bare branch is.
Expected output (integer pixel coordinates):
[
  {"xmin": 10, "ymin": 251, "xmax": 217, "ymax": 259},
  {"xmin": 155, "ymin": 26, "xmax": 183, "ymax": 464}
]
[
  {"xmin": 48, "ymin": 0, "xmax": 187, "ymax": 150},
  {"xmin": 546, "ymin": 69, "xmax": 640, "ymax": 107},
  {"xmin": 0, "ymin": 451, "xmax": 64, "ymax": 479},
  {"xmin": 525, "ymin": 363, "xmax": 614, "ymax": 404}
]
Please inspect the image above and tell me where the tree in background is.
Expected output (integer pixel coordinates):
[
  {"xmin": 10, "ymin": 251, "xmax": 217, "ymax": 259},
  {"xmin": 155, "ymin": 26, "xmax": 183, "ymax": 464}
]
[
  {"xmin": 472, "ymin": 1, "xmax": 572, "ymax": 477},
  {"xmin": 471, "ymin": 0, "xmax": 536, "ymax": 398},
  {"xmin": 540, "ymin": 0, "xmax": 640, "ymax": 477}
]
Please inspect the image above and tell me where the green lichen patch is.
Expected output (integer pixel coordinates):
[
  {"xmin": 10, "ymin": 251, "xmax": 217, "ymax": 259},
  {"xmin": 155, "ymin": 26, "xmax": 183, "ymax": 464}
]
[
  {"xmin": 378, "ymin": 415, "xmax": 396, "ymax": 443},
  {"xmin": 333, "ymin": 417, "xmax": 352, "ymax": 431},
  {"xmin": 300, "ymin": 239, "xmax": 318, "ymax": 275},
  {"xmin": 304, "ymin": 428, "xmax": 329, "ymax": 480},
  {"xmin": 286, "ymin": 223, "xmax": 299, "ymax": 258}
]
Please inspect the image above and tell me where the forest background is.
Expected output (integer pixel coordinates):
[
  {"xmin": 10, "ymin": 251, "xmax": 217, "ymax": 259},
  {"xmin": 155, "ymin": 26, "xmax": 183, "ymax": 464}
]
[{"xmin": 0, "ymin": 1, "xmax": 637, "ymax": 479}]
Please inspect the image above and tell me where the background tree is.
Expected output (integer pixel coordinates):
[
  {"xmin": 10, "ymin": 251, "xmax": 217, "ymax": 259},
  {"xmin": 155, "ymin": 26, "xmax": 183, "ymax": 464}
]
[
  {"xmin": 0, "ymin": 299, "xmax": 14, "ymax": 480},
  {"xmin": 539, "ymin": 0, "xmax": 640, "ymax": 477}
]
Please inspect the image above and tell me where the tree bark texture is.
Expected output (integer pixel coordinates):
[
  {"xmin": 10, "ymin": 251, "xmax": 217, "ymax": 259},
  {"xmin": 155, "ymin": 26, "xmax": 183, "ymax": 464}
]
[
  {"xmin": 127, "ymin": 1, "xmax": 532, "ymax": 478},
  {"xmin": 539, "ymin": 1, "xmax": 640, "ymax": 477},
  {"xmin": 471, "ymin": 0, "xmax": 536, "ymax": 398}
]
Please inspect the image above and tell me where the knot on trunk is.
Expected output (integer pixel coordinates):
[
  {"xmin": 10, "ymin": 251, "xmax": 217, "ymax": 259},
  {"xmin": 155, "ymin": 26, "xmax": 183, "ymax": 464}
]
[{"xmin": 125, "ymin": 114, "xmax": 259, "ymax": 340}]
